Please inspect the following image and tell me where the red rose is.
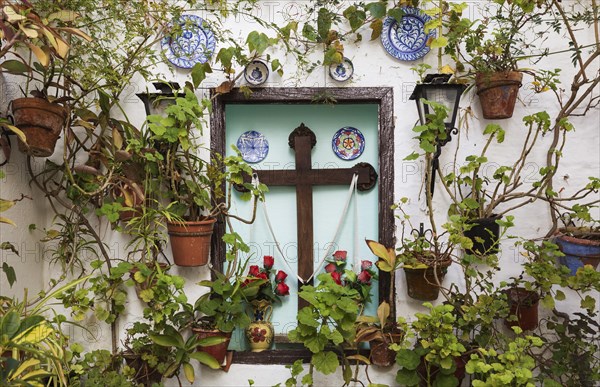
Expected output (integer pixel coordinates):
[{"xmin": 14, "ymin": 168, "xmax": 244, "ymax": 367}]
[
  {"xmin": 361, "ymin": 260, "xmax": 373, "ymax": 271},
  {"xmin": 275, "ymin": 270, "xmax": 287, "ymax": 283},
  {"xmin": 331, "ymin": 271, "xmax": 342, "ymax": 285},
  {"xmin": 257, "ymin": 272, "xmax": 268, "ymax": 280},
  {"xmin": 357, "ymin": 270, "xmax": 372, "ymax": 284},
  {"xmin": 324, "ymin": 262, "xmax": 337, "ymax": 273},
  {"xmin": 275, "ymin": 282, "xmax": 290, "ymax": 296},
  {"xmin": 249, "ymin": 265, "xmax": 260, "ymax": 277},
  {"xmin": 333, "ymin": 251, "xmax": 347, "ymax": 261},
  {"xmin": 263, "ymin": 255, "xmax": 274, "ymax": 269}
]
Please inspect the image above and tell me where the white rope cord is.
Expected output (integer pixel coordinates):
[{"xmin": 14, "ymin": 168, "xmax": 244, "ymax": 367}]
[
  {"xmin": 352, "ymin": 174, "xmax": 359, "ymax": 273},
  {"xmin": 306, "ymin": 173, "xmax": 359, "ymax": 283}
]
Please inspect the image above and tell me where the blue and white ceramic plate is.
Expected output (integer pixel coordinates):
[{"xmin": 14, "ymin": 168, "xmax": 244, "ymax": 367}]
[
  {"xmin": 380, "ymin": 7, "xmax": 435, "ymax": 61},
  {"xmin": 244, "ymin": 60, "xmax": 269, "ymax": 85},
  {"xmin": 237, "ymin": 131, "xmax": 269, "ymax": 163},
  {"xmin": 162, "ymin": 15, "xmax": 216, "ymax": 69},
  {"xmin": 332, "ymin": 127, "xmax": 365, "ymax": 160},
  {"xmin": 329, "ymin": 57, "xmax": 354, "ymax": 82}
]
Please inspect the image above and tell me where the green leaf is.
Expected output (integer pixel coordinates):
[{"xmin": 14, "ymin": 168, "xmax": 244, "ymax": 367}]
[
  {"xmin": 183, "ymin": 362, "xmax": 195, "ymax": 383},
  {"xmin": 2, "ymin": 262, "xmax": 16, "ymax": 288},
  {"xmin": 0, "ymin": 59, "xmax": 31, "ymax": 74},
  {"xmin": 305, "ymin": 333, "xmax": 328, "ymax": 353},
  {"xmin": 396, "ymin": 368, "xmax": 420, "ymax": 386},
  {"xmin": 343, "ymin": 6, "xmax": 367, "ymax": 31},
  {"xmin": 366, "ymin": 2, "xmax": 386, "ymax": 18},
  {"xmin": 301, "ymin": 374, "xmax": 313, "ymax": 385},
  {"xmin": 420, "ymin": 139, "xmax": 435, "ymax": 153},
  {"xmin": 312, "ymin": 351, "xmax": 339, "ymax": 375},
  {"xmin": 189, "ymin": 351, "xmax": 221, "ymax": 369},
  {"xmin": 1, "ymin": 311, "xmax": 20, "ymax": 338},
  {"xmin": 317, "ymin": 8, "xmax": 333, "ymax": 41},
  {"xmin": 302, "ymin": 24, "xmax": 318, "ymax": 41},
  {"xmin": 463, "ymin": 198, "xmax": 480, "ymax": 210},
  {"xmin": 554, "ymin": 290, "xmax": 565, "ymax": 301},
  {"xmin": 191, "ymin": 62, "xmax": 212, "ymax": 88},
  {"xmin": 396, "ymin": 349, "xmax": 420, "ymax": 370},
  {"xmin": 436, "ymin": 374, "xmax": 459, "ymax": 387},
  {"xmin": 388, "ymin": 8, "xmax": 405, "ymax": 23},
  {"xmin": 541, "ymin": 294, "xmax": 555, "ymax": 309},
  {"xmin": 581, "ymin": 295, "xmax": 596, "ymax": 311},
  {"xmin": 404, "ymin": 152, "xmax": 420, "ymax": 161},
  {"xmin": 429, "ymin": 36, "xmax": 448, "ymax": 49},
  {"xmin": 149, "ymin": 332, "xmax": 184, "ymax": 348}
]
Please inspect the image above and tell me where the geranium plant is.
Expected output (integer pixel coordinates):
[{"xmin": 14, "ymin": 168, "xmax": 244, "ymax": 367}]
[{"xmin": 243, "ymin": 255, "xmax": 290, "ymax": 304}]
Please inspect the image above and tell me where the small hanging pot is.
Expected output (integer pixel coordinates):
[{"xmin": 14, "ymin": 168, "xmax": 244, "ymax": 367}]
[
  {"xmin": 504, "ymin": 287, "xmax": 540, "ymax": 331},
  {"xmin": 167, "ymin": 218, "xmax": 216, "ymax": 266},
  {"xmin": 464, "ymin": 214, "xmax": 501, "ymax": 255},
  {"xmin": 370, "ymin": 329, "xmax": 404, "ymax": 367},
  {"xmin": 476, "ymin": 71, "xmax": 523, "ymax": 119},
  {"xmin": 554, "ymin": 228, "xmax": 600, "ymax": 276},
  {"xmin": 403, "ymin": 257, "xmax": 451, "ymax": 301},
  {"xmin": 192, "ymin": 328, "xmax": 232, "ymax": 365}
]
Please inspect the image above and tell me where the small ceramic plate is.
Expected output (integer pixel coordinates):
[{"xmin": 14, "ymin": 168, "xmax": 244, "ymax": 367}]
[
  {"xmin": 329, "ymin": 57, "xmax": 354, "ymax": 82},
  {"xmin": 381, "ymin": 7, "xmax": 435, "ymax": 61},
  {"xmin": 237, "ymin": 130, "xmax": 269, "ymax": 163},
  {"xmin": 162, "ymin": 15, "xmax": 216, "ymax": 69},
  {"xmin": 332, "ymin": 127, "xmax": 365, "ymax": 160},
  {"xmin": 244, "ymin": 60, "xmax": 269, "ymax": 85}
]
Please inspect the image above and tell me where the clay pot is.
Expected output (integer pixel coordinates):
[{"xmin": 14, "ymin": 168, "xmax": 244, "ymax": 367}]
[
  {"xmin": 417, "ymin": 356, "xmax": 467, "ymax": 386},
  {"xmin": 403, "ymin": 258, "xmax": 451, "ymax": 301},
  {"xmin": 192, "ymin": 328, "xmax": 231, "ymax": 365},
  {"xmin": 370, "ymin": 330, "xmax": 404, "ymax": 367},
  {"xmin": 476, "ymin": 71, "xmax": 523, "ymax": 119},
  {"xmin": 504, "ymin": 287, "xmax": 539, "ymax": 331},
  {"xmin": 11, "ymin": 97, "xmax": 67, "ymax": 157},
  {"xmin": 123, "ymin": 352, "xmax": 163, "ymax": 386},
  {"xmin": 167, "ymin": 218, "xmax": 216, "ymax": 266},
  {"xmin": 464, "ymin": 215, "xmax": 501, "ymax": 255},
  {"xmin": 246, "ymin": 300, "xmax": 275, "ymax": 352},
  {"xmin": 554, "ymin": 228, "xmax": 600, "ymax": 276},
  {"xmin": 112, "ymin": 182, "xmax": 145, "ymax": 222}
]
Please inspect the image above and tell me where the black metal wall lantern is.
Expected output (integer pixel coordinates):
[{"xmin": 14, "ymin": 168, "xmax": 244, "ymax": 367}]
[
  {"xmin": 136, "ymin": 82, "xmax": 180, "ymax": 116},
  {"xmin": 409, "ymin": 73, "xmax": 466, "ymax": 194}
]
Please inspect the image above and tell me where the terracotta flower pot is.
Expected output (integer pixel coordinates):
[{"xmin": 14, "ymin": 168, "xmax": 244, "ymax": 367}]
[
  {"xmin": 464, "ymin": 215, "xmax": 501, "ymax": 255},
  {"xmin": 554, "ymin": 228, "xmax": 600, "ymax": 276},
  {"xmin": 123, "ymin": 352, "xmax": 163, "ymax": 386},
  {"xmin": 417, "ymin": 356, "xmax": 467, "ymax": 386},
  {"xmin": 11, "ymin": 97, "xmax": 67, "ymax": 157},
  {"xmin": 167, "ymin": 218, "xmax": 216, "ymax": 266},
  {"xmin": 192, "ymin": 328, "xmax": 231, "ymax": 365},
  {"xmin": 476, "ymin": 71, "xmax": 523, "ymax": 119},
  {"xmin": 504, "ymin": 287, "xmax": 539, "ymax": 331},
  {"xmin": 370, "ymin": 330, "xmax": 404, "ymax": 367},
  {"xmin": 403, "ymin": 258, "xmax": 451, "ymax": 301}
]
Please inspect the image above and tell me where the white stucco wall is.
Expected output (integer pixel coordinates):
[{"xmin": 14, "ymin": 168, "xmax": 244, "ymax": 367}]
[{"xmin": 1, "ymin": 1, "xmax": 599, "ymax": 386}]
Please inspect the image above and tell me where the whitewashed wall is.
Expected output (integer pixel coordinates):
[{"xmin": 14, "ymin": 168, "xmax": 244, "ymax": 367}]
[{"xmin": 1, "ymin": 1, "xmax": 599, "ymax": 386}]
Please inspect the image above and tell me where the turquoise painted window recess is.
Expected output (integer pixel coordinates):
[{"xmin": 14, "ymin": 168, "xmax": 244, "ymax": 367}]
[{"xmin": 225, "ymin": 104, "xmax": 380, "ymax": 351}]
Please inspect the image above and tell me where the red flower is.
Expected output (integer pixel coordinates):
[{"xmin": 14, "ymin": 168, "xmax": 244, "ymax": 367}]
[
  {"xmin": 331, "ymin": 271, "xmax": 342, "ymax": 285},
  {"xmin": 275, "ymin": 282, "xmax": 290, "ymax": 296},
  {"xmin": 249, "ymin": 265, "xmax": 260, "ymax": 277},
  {"xmin": 324, "ymin": 262, "xmax": 337, "ymax": 273},
  {"xmin": 257, "ymin": 272, "xmax": 268, "ymax": 280},
  {"xmin": 251, "ymin": 327, "xmax": 267, "ymax": 343},
  {"xmin": 333, "ymin": 250, "xmax": 347, "ymax": 261},
  {"xmin": 263, "ymin": 255, "xmax": 274, "ymax": 269},
  {"xmin": 275, "ymin": 270, "xmax": 287, "ymax": 283},
  {"xmin": 357, "ymin": 270, "xmax": 372, "ymax": 284},
  {"xmin": 361, "ymin": 260, "xmax": 373, "ymax": 270}
]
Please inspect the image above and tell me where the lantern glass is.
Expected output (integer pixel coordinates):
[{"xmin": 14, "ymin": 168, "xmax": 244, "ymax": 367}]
[{"xmin": 410, "ymin": 77, "xmax": 465, "ymax": 129}]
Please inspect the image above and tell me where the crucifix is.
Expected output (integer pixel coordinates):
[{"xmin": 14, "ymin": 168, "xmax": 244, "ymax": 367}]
[{"xmin": 239, "ymin": 123, "xmax": 377, "ymax": 309}]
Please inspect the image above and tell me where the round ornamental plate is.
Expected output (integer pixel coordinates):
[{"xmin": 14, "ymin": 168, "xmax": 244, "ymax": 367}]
[
  {"xmin": 237, "ymin": 131, "xmax": 269, "ymax": 163},
  {"xmin": 162, "ymin": 15, "xmax": 216, "ymax": 69},
  {"xmin": 332, "ymin": 127, "xmax": 365, "ymax": 161},
  {"xmin": 244, "ymin": 60, "xmax": 269, "ymax": 85},
  {"xmin": 380, "ymin": 7, "xmax": 436, "ymax": 61},
  {"xmin": 329, "ymin": 57, "xmax": 354, "ymax": 82}
]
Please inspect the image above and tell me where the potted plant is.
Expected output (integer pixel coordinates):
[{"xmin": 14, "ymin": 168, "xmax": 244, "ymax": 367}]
[
  {"xmin": 0, "ymin": 3, "xmax": 91, "ymax": 157},
  {"xmin": 241, "ymin": 255, "xmax": 290, "ymax": 352},
  {"xmin": 503, "ymin": 286, "xmax": 540, "ymax": 331},
  {"xmin": 445, "ymin": 1, "xmax": 549, "ymax": 119},
  {"xmin": 145, "ymin": 75, "xmax": 265, "ymax": 266},
  {"xmin": 553, "ymin": 211, "xmax": 600, "ymax": 275}
]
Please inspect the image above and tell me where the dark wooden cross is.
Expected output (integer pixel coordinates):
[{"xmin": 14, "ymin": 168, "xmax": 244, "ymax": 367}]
[{"xmin": 241, "ymin": 123, "xmax": 377, "ymax": 309}]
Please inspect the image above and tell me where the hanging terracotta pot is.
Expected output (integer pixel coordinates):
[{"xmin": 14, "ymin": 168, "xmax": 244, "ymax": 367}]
[
  {"xmin": 403, "ymin": 257, "xmax": 451, "ymax": 301},
  {"xmin": 245, "ymin": 300, "xmax": 274, "ymax": 352},
  {"xmin": 167, "ymin": 218, "xmax": 216, "ymax": 266},
  {"xmin": 123, "ymin": 352, "xmax": 163, "ymax": 386},
  {"xmin": 504, "ymin": 287, "xmax": 539, "ymax": 331},
  {"xmin": 476, "ymin": 71, "xmax": 523, "ymax": 119},
  {"xmin": 370, "ymin": 329, "xmax": 404, "ymax": 367},
  {"xmin": 11, "ymin": 97, "xmax": 67, "ymax": 157},
  {"xmin": 464, "ymin": 215, "xmax": 501, "ymax": 255},
  {"xmin": 554, "ymin": 228, "xmax": 600, "ymax": 276},
  {"xmin": 111, "ymin": 181, "xmax": 145, "ymax": 222},
  {"xmin": 192, "ymin": 328, "xmax": 231, "ymax": 365},
  {"xmin": 416, "ymin": 355, "xmax": 467, "ymax": 386}
]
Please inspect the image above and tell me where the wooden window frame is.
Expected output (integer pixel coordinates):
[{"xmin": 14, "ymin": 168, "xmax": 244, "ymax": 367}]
[{"xmin": 209, "ymin": 87, "xmax": 395, "ymax": 364}]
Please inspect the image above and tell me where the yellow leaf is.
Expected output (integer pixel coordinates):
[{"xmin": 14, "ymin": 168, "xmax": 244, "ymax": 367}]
[
  {"xmin": 0, "ymin": 198, "xmax": 16, "ymax": 212},
  {"xmin": 0, "ymin": 216, "xmax": 16, "ymax": 226},
  {"xmin": 61, "ymin": 27, "xmax": 93, "ymax": 42},
  {"xmin": 377, "ymin": 301, "xmax": 390, "ymax": 325},
  {"xmin": 13, "ymin": 323, "xmax": 53, "ymax": 345},
  {"xmin": 183, "ymin": 362, "xmax": 195, "ymax": 383},
  {"xmin": 346, "ymin": 354, "xmax": 370, "ymax": 364},
  {"xmin": 41, "ymin": 28, "xmax": 59, "ymax": 52},
  {"xmin": 3, "ymin": 6, "xmax": 26, "ymax": 22},
  {"xmin": 439, "ymin": 65, "xmax": 454, "ymax": 74},
  {"xmin": 47, "ymin": 10, "xmax": 79, "ymax": 22},
  {"xmin": 20, "ymin": 26, "xmax": 39, "ymax": 39},
  {"xmin": 112, "ymin": 127, "xmax": 123, "ymax": 150},
  {"xmin": 4, "ymin": 123, "xmax": 27, "ymax": 143},
  {"xmin": 25, "ymin": 43, "xmax": 49, "ymax": 66},
  {"xmin": 54, "ymin": 37, "xmax": 70, "ymax": 58},
  {"xmin": 10, "ymin": 358, "xmax": 40, "ymax": 380}
]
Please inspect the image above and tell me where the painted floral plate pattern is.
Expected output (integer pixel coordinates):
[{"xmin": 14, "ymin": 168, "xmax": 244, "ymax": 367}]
[
  {"xmin": 162, "ymin": 15, "xmax": 216, "ymax": 69},
  {"xmin": 244, "ymin": 60, "xmax": 269, "ymax": 85},
  {"xmin": 332, "ymin": 127, "xmax": 365, "ymax": 160},
  {"xmin": 237, "ymin": 131, "xmax": 269, "ymax": 163},
  {"xmin": 329, "ymin": 57, "xmax": 354, "ymax": 82},
  {"xmin": 380, "ymin": 7, "xmax": 436, "ymax": 61}
]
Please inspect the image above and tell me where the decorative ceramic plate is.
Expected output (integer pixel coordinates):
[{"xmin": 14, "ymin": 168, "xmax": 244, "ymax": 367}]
[
  {"xmin": 380, "ymin": 7, "xmax": 435, "ymax": 61},
  {"xmin": 244, "ymin": 60, "xmax": 269, "ymax": 85},
  {"xmin": 332, "ymin": 127, "xmax": 365, "ymax": 160},
  {"xmin": 162, "ymin": 15, "xmax": 216, "ymax": 69},
  {"xmin": 237, "ymin": 131, "xmax": 269, "ymax": 163},
  {"xmin": 329, "ymin": 57, "xmax": 354, "ymax": 82}
]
